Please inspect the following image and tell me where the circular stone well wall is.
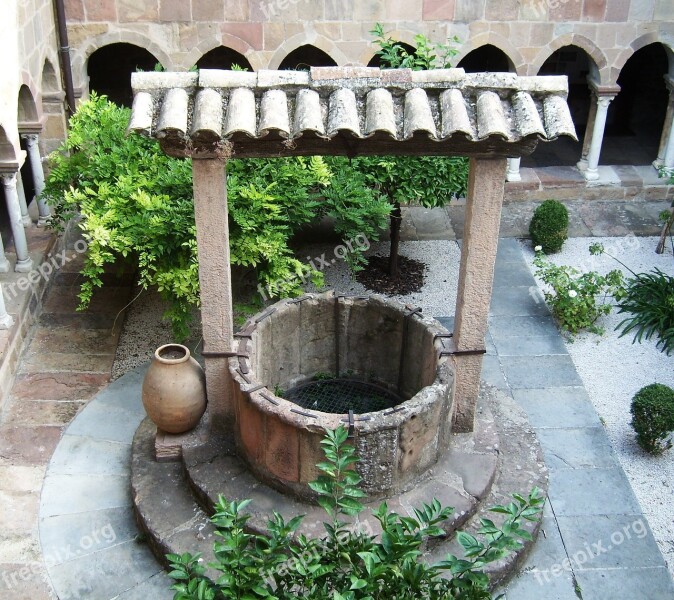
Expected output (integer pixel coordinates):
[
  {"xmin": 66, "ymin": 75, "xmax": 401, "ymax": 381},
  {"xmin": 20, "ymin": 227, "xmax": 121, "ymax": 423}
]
[{"xmin": 230, "ymin": 292, "xmax": 455, "ymax": 500}]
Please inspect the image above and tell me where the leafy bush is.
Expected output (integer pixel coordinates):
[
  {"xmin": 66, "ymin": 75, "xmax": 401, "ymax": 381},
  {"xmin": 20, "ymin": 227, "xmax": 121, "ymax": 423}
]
[
  {"xmin": 616, "ymin": 269, "xmax": 674, "ymax": 355},
  {"xmin": 529, "ymin": 200, "xmax": 569, "ymax": 254},
  {"xmin": 631, "ymin": 384, "xmax": 674, "ymax": 455},
  {"xmin": 534, "ymin": 251, "xmax": 624, "ymax": 336},
  {"xmin": 168, "ymin": 426, "xmax": 545, "ymax": 600},
  {"xmin": 589, "ymin": 243, "xmax": 674, "ymax": 355},
  {"xmin": 43, "ymin": 94, "xmax": 390, "ymax": 339}
]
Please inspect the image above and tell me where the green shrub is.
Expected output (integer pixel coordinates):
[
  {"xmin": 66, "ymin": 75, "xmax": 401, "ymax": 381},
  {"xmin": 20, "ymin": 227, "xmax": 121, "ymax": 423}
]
[
  {"xmin": 616, "ymin": 269, "xmax": 674, "ymax": 355},
  {"xmin": 43, "ymin": 94, "xmax": 390, "ymax": 339},
  {"xmin": 529, "ymin": 200, "xmax": 569, "ymax": 254},
  {"xmin": 533, "ymin": 251, "xmax": 624, "ymax": 336},
  {"xmin": 631, "ymin": 384, "xmax": 674, "ymax": 455},
  {"xmin": 167, "ymin": 426, "xmax": 544, "ymax": 600}
]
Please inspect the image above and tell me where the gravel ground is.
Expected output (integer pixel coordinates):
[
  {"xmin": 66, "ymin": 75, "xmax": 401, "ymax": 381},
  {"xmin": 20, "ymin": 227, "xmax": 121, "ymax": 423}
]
[
  {"xmin": 521, "ymin": 236, "xmax": 674, "ymax": 576},
  {"xmin": 112, "ymin": 236, "xmax": 673, "ymax": 573},
  {"xmin": 112, "ymin": 240, "xmax": 461, "ymax": 378},
  {"xmin": 304, "ymin": 240, "xmax": 461, "ymax": 316}
]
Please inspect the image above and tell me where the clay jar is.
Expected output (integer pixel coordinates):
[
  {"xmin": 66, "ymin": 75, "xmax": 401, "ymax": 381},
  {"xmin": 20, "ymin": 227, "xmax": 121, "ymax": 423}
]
[{"xmin": 142, "ymin": 344, "xmax": 206, "ymax": 434}]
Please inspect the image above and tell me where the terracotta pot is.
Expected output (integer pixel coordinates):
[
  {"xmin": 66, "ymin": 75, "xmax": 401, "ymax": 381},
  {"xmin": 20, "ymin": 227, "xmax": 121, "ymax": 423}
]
[{"xmin": 142, "ymin": 344, "xmax": 206, "ymax": 434}]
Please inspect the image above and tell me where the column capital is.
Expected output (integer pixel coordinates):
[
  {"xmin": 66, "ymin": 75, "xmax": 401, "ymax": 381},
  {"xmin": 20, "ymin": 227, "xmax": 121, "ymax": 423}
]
[
  {"xmin": 0, "ymin": 172, "xmax": 18, "ymax": 188},
  {"xmin": 595, "ymin": 95, "xmax": 614, "ymax": 110},
  {"xmin": 20, "ymin": 133, "xmax": 40, "ymax": 147},
  {"xmin": 587, "ymin": 77, "xmax": 620, "ymax": 98}
]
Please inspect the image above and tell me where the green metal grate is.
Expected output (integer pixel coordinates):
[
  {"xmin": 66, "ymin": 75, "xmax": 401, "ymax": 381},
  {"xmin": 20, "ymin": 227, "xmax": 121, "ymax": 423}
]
[{"xmin": 283, "ymin": 378, "xmax": 401, "ymax": 415}]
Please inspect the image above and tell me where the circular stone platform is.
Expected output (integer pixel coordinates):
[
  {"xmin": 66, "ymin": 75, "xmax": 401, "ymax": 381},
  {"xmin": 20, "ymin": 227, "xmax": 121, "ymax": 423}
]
[{"xmin": 131, "ymin": 383, "xmax": 548, "ymax": 589}]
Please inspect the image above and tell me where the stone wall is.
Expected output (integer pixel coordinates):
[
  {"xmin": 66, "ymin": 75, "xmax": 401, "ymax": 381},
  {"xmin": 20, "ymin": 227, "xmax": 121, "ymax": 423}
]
[
  {"xmin": 1, "ymin": 0, "xmax": 65, "ymax": 159},
  {"xmin": 64, "ymin": 0, "xmax": 674, "ymax": 93}
]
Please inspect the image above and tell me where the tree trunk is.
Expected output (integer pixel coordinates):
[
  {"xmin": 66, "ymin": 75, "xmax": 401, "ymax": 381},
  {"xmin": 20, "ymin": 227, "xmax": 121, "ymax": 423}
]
[
  {"xmin": 388, "ymin": 201, "xmax": 402, "ymax": 278},
  {"xmin": 656, "ymin": 207, "xmax": 674, "ymax": 254}
]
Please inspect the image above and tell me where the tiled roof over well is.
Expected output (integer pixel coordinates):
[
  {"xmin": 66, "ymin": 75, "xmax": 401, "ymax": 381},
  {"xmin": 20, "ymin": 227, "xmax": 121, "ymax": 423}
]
[{"xmin": 129, "ymin": 67, "xmax": 577, "ymax": 159}]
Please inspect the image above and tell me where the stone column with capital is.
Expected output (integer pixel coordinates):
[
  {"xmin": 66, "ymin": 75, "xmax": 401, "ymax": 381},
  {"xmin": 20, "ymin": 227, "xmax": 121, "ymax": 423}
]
[
  {"xmin": 0, "ymin": 229, "xmax": 10, "ymax": 273},
  {"xmin": 653, "ymin": 76, "xmax": 674, "ymax": 171},
  {"xmin": 1, "ymin": 173, "xmax": 33, "ymax": 272},
  {"xmin": 506, "ymin": 157, "xmax": 522, "ymax": 182},
  {"xmin": 584, "ymin": 93, "xmax": 615, "ymax": 182},
  {"xmin": 21, "ymin": 133, "xmax": 51, "ymax": 226},
  {"xmin": 577, "ymin": 95, "xmax": 598, "ymax": 171},
  {"xmin": 16, "ymin": 171, "xmax": 32, "ymax": 226}
]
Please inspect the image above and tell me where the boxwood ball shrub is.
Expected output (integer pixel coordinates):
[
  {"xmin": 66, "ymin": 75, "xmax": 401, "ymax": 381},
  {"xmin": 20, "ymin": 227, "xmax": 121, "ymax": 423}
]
[
  {"xmin": 630, "ymin": 383, "xmax": 674, "ymax": 455},
  {"xmin": 529, "ymin": 199, "xmax": 569, "ymax": 254}
]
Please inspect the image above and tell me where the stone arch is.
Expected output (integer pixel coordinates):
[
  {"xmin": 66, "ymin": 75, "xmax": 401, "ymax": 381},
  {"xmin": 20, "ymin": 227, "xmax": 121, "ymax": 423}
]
[
  {"xmin": 530, "ymin": 34, "xmax": 607, "ymax": 83},
  {"xmin": 279, "ymin": 45, "xmax": 337, "ymax": 70},
  {"xmin": 362, "ymin": 27, "xmax": 420, "ymax": 64},
  {"xmin": 73, "ymin": 30, "xmax": 174, "ymax": 91},
  {"xmin": 40, "ymin": 56, "xmax": 68, "ymax": 153},
  {"xmin": 613, "ymin": 34, "xmax": 674, "ymax": 82},
  {"xmin": 603, "ymin": 41, "xmax": 671, "ymax": 165},
  {"xmin": 268, "ymin": 34, "xmax": 349, "ymax": 69},
  {"xmin": 17, "ymin": 83, "xmax": 39, "ymax": 125},
  {"xmin": 0, "ymin": 125, "xmax": 17, "ymax": 164},
  {"xmin": 457, "ymin": 44, "xmax": 515, "ymax": 73},
  {"xmin": 455, "ymin": 35, "xmax": 523, "ymax": 74},
  {"xmin": 41, "ymin": 58, "xmax": 60, "ymax": 93},
  {"xmin": 196, "ymin": 47, "xmax": 254, "ymax": 71},
  {"xmin": 183, "ymin": 35, "xmax": 263, "ymax": 71},
  {"xmin": 87, "ymin": 43, "xmax": 162, "ymax": 107}
]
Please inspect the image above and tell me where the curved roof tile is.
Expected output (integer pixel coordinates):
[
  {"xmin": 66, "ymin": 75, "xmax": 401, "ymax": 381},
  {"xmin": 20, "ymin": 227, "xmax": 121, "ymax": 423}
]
[{"xmin": 130, "ymin": 67, "xmax": 577, "ymax": 157}]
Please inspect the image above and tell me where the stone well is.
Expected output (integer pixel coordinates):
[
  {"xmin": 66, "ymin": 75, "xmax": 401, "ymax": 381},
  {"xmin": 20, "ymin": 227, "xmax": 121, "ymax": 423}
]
[{"xmin": 230, "ymin": 291, "xmax": 455, "ymax": 500}]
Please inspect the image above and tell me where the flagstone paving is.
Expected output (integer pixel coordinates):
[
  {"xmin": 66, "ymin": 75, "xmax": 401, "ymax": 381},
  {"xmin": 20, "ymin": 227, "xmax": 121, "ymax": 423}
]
[
  {"xmin": 27, "ymin": 239, "xmax": 674, "ymax": 599},
  {"xmin": 1, "ymin": 198, "xmax": 674, "ymax": 598},
  {"xmin": 0, "ymin": 245, "xmax": 134, "ymax": 599}
]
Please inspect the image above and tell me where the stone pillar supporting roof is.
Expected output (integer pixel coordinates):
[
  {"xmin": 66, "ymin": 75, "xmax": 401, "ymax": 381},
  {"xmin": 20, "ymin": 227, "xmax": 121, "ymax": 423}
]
[{"xmin": 129, "ymin": 67, "xmax": 577, "ymax": 159}]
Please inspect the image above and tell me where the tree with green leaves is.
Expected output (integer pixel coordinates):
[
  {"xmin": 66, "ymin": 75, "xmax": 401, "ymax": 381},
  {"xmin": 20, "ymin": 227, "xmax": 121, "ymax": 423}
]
[{"xmin": 356, "ymin": 25, "xmax": 469, "ymax": 278}]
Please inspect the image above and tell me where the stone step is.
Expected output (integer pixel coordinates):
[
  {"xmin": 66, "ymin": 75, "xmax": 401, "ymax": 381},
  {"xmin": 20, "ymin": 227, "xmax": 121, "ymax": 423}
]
[
  {"xmin": 131, "ymin": 384, "xmax": 547, "ymax": 590},
  {"xmin": 131, "ymin": 419, "xmax": 218, "ymax": 573},
  {"xmin": 425, "ymin": 387, "xmax": 548, "ymax": 588}
]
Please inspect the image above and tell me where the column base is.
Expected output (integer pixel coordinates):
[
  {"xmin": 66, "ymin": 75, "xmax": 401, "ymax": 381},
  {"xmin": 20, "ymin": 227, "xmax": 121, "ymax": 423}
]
[
  {"xmin": 37, "ymin": 216, "xmax": 51, "ymax": 228},
  {"xmin": 14, "ymin": 258, "xmax": 34, "ymax": 273},
  {"xmin": 0, "ymin": 313, "xmax": 14, "ymax": 329},
  {"xmin": 0, "ymin": 259, "xmax": 10, "ymax": 273},
  {"xmin": 22, "ymin": 215, "xmax": 32, "ymax": 227},
  {"xmin": 577, "ymin": 159, "xmax": 589, "ymax": 171},
  {"xmin": 583, "ymin": 168, "xmax": 599, "ymax": 182},
  {"xmin": 653, "ymin": 158, "xmax": 665, "ymax": 171},
  {"xmin": 506, "ymin": 172, "xmax": 522, "ymax": 182}
]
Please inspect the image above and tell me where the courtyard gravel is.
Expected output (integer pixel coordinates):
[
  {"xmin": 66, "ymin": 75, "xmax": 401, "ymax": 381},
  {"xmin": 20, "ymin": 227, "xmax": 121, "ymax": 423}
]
[
  {"xmin": 521, "ymin": 235, "xmax": 674, "ymax": 577},
  {"xmin": 111, "ymin": 236, "xmax": 674, "ymax": 579}
]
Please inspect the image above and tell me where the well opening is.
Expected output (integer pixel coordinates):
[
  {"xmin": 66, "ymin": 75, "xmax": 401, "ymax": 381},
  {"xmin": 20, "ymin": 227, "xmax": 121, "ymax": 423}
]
[
  {"xmin": 229, "ymin": 291, "xmax": 455, "ymax": 499},
  {"xmin": 283, "ymin": 378, "xmax": 403, "ymax": 414}
]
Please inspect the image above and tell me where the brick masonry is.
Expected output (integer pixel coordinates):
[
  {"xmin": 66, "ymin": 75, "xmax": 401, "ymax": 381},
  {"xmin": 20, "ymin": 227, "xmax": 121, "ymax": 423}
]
[{"xmin": 57, "ymin": 0, "xmax": 673, "ymax": 92}]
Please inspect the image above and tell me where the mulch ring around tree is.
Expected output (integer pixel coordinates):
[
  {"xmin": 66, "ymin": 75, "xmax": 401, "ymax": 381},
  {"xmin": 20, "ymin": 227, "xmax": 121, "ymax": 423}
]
[{"xmin": 356, "ymin": 255, "xmax": 426, "ymax": 295}]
